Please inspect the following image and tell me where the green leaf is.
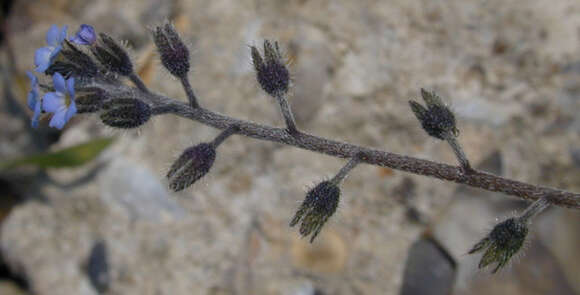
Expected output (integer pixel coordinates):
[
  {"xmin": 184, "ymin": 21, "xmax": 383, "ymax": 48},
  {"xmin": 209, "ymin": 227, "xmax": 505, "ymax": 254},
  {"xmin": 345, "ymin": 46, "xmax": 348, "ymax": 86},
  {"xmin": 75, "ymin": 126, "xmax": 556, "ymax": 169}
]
[{"xmin": 1, "ymin": 137, "xmax": 115, "ymax": 170}]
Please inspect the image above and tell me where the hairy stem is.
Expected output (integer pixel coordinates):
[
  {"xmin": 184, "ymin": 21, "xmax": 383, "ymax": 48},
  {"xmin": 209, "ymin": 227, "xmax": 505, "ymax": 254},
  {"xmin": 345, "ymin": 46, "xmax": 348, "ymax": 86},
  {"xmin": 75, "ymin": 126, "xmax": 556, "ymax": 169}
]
[
  {"xmin": 211, "ymin": 124, "xmax": 239, "ymax": 148},
  {"xmin": 519, "ymin": 197, "xmax": 550, "ymax": 222},
  {"xmin": 331, "ymin": 155, "xmax": 362, "ymax": 185},
  {"xmin": 105, "ymin": 83, "xmax": 580, "ymax": 210},
  {"xmin": 275, "ymin": 94, "xmax": 299, "ymax": 135},
  {"xmin": 128, "ymin": 73, "xmax": 149, "ymax": 94},
  {"xmin": 445, "ymin": 135, "xmax": 473, "ymax": 173},
  {"xmin": 179, "ymin": 76, "xmax": 200, "ymax": 108}
]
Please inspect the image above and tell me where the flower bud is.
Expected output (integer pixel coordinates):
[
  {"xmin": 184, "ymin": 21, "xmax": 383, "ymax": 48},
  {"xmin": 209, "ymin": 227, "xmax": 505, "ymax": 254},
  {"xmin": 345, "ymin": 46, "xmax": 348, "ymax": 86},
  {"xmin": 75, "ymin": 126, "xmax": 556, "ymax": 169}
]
[
  {"xmin": 167, "ymin": 143, "xmax": 216, "ymax": 192},
  {"xmin": 70, "ymin": 24, "xmax": 96, "ymax": 46},
  {"xmin": 251, "ymin": 40, "xmax": 290, "ymax": 97},
  {"xmin": 100, "ymin": 98, "xmax": 151, "ymax": 128},
  {"xmin": 153, "ymin": 23, "xmax": 190, "ymax": 78},
  {"xmin": 468, "ymin": 217, "xmax": 528, "ymax": 273},
  {"xmin": 46, "ymin": 61, "xmax": 82, "ymax": 79},
  {"xmin": 91, "ymin": 33, "xmax": 133, "ymax": 76},
  {"xmin": 58, "ymin": 40, "xmax": 99, "ymax": 78},
  {"xmin": 409, "ymin": 89, "xmax": 458, "ymax": 140},
  {"xmin": 290, "ymin": 181, "xmax": 340, "ymax": 242},
  {"xmin": 76, "ymin": 91, "xmax": 108, "ymax": 113}
]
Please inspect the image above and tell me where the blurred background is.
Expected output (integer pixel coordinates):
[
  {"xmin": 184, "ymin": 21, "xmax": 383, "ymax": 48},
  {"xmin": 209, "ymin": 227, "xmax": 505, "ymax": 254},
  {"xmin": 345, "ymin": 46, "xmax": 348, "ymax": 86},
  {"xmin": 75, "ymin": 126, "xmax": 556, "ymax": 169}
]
[{"xmin": 1, "ymin": 0, "xmax": 579, "ymax": 294}]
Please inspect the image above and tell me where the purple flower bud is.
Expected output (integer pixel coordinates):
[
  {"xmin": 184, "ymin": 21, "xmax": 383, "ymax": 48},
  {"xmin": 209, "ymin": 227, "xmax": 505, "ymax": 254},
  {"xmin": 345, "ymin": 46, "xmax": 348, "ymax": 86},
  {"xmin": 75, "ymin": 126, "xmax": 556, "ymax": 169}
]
[
  {"xmin": 91, "ymin": 33, "xmax": 133, "ymax": 76},
  {"xmin": 100, "ymin": 98, "xmax": 151, "ymax": 128},
  {"xmin": 152, "ymin": 24, "xmax": 190, "ymax": 77},
  {"xmin": 70, "ymin": 24, "xmax": 96, "ymax": 45},
  {"xmin": 167, "ymin": 143, "xmax": 216, "ymax": 192},
  {"xmin": 45, "ymin": 61, "xmax": 81, "ymax": 79},
  {"xmin": 290, "ymin": 181, "xmax": 340, "ymax": 242},
  {"xmin": 76, "ymin": 90, "xmax": 108, "ymax": 113},
  {"xmin": 251, "ymin": 40, "xmax": 290, "ymax": 97},
  {"xmin": 51, "ymin": 40, "xmax": 99, "ymax": 79}
]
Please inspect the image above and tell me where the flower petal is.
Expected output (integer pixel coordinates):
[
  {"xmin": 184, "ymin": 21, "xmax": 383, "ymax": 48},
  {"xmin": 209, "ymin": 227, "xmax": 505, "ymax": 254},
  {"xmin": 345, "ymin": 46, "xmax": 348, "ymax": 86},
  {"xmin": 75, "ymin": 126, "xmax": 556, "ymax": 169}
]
[
  {"xmin": 69, "ymin": 36, "xmax": 87, "ymax": 45},
  {"xmin": 42, "ymin": 92, "xmax": 65, "ymax": 113},
  {"xmin": 49, "ymin": 44, "xmax": 62, "ymax": 61},
  {"xmin": 65, "ymin": 99, "xmax": 77, "ymax": 122},
  {"xmin": 49, "ymin": 109, "xmax": 67, "ymax": 129},
  {"xmin": 27, "ymin": 92, "xmax": 36, "ymax": 110},
  {"xmin": 26, "ymin": 71, "xmax": 38, "ymax": 87},
  {"xmin": 66, "ymin": 77, "xmax": 75, "ymax": 97},
  {"xmin": 34, "ymin": 47, "xmax": 53, "ymax": 72},
  {"xmin": 26, "ymin": 71, "xmax": 39, "ymax": 110},
  {"xmin": 31, "ymin": 101, "xmax": 42, "ymax": 128},
  {"xmin": 53, "ymin": 72, "xmax": 66, "ymax": 94},
  {"xmin": 58, "ymin": 25, "xmax": 68, "ymax": 43},
  {"xmin": 70, "ymin": 24, "xmax": 96, "ymax": 45},
  {"xmin": 45, "ymin": 25, "xmax": 60, "ymax": 46}
]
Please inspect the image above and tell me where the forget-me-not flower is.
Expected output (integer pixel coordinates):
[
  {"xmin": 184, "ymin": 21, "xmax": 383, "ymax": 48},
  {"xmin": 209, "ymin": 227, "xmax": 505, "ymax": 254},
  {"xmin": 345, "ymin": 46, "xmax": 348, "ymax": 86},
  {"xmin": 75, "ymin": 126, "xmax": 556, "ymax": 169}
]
[
  {"xmin": 34, "ymin": 25, "xmax": 67, "ymax": 73},
  {"xmin": 70, "ymin": 24, "xmax": 96, "ymax": 45},
  {"xmin": 42, "ymin": 72, "xmax": 77, "ymax": 129},
  {"xmin": 26, "ymin": 71, "xmax": 42, "ymax": 128}
]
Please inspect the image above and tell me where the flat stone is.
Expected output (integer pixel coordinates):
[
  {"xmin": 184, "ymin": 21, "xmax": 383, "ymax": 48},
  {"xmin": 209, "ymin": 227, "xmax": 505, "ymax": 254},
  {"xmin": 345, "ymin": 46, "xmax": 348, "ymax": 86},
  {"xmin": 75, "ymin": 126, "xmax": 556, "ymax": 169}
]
[{"xmin": 99, "ymin": 158, "xmax": 186, "ymax": 222}]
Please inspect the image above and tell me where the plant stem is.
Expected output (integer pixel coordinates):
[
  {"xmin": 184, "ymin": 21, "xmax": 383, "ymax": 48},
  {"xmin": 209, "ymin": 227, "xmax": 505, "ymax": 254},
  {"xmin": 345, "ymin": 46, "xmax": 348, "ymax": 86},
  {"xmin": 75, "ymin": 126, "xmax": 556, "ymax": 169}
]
[
  {"xmin": 519, "ymin": 197, "xmax": 551, "ymax": 222},
  {"xmin": 445, "ymin": 135, "xmax": 473, "ymax": 174},
  {"xmin": 100, "ymin": 83, "xmax": 580, "ymax": 210},
  {"xmin": 179, "ymin": 76, "xmax": 200, "ymax": 108},
  {"xmin": 331, "ymin": 155, "xmax": 362, "ymax": 185},
  {"xmin": 128, "ymin": 73, "xmax": 149, "ymax": 94},
  {"xmin": 211, "ymin": 125, "xmax": 239, "ymax": 148},
  {"xmin": 275, "ymin": 94, "xmax": 299, "ymax": 135}
]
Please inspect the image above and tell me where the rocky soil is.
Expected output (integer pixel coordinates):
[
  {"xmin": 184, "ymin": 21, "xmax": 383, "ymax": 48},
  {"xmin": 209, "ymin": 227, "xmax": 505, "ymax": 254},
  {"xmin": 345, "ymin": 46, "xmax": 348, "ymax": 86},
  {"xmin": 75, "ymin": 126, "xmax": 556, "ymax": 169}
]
[{"xmin": 1, "ymin": 0, "xmax": 579, "ymax": 294}]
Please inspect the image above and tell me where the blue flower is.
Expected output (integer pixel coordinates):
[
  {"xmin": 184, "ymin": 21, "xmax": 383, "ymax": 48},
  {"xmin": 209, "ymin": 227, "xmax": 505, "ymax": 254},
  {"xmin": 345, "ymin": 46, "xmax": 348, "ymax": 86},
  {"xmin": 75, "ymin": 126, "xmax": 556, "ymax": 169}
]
[
  {"xmin": 26, "ymin": 71, "xmax": 42, "ymax": 128},
  {"xmin": 42, "ymin": 73, "xmax": 77, "ymax": 129},
  {"xmin": 70, "ymin": 24, "xmax": 96, "ymax": 45},
  {"xmin": 34, "ymin": 25, "xmax": 67, "ymax": 73}
]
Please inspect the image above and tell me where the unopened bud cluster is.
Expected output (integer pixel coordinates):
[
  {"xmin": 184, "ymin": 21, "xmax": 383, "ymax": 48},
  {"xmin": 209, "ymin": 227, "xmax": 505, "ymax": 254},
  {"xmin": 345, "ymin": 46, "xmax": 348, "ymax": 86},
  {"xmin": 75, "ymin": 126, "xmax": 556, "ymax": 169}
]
[
  {"xmin": 409, "ymin": 89, "xmax": 473, "ymax": 172},
  {"xmin": 29, "ymin": 24, "xmax": 156, "ymax": 129},
  {"xmin": 468, "ymin": 217, "xmax": 528, "ymax": 273},
  {"xmin": 251, "ymin": 40, "xmax": 290, "ymax": 97},
  {"xmin": 91, "ymin": 33, "xmax": 134, "ymax": 76},
  {"xmin": 100, "ymin": 98, "xmax": 151, "ymax": 128},
  {"xmin": 153, "ymin": 23, "xmax": 190, "ymax": 78},
  {"xmin": 468, "ymin": 197, "xmax": 550, "ymax": 273},
  {"xmin": 47, "ymin": 40, "xmax": 98, "ymax": 79},
  {"xmin": 75, "ymin": 91, "xmax": 105, "ymax": 113},
  {"xmin": 167, "ymin": 143, "xmax": 216, "ymax": 192},
  {"xmin": 409, "ymin": 89, "xmax": 458, "ymax": 140},
  {"xmin": 166, "ymin": 126, "xmax": 238, "ymax": 192},
  {"xmin": 290, "ymin": 155, "xmax": 361, "ymax": 242},
  {"xmin": 290, "ymin": 181, "xmax": 341, "ymax": 242}
]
